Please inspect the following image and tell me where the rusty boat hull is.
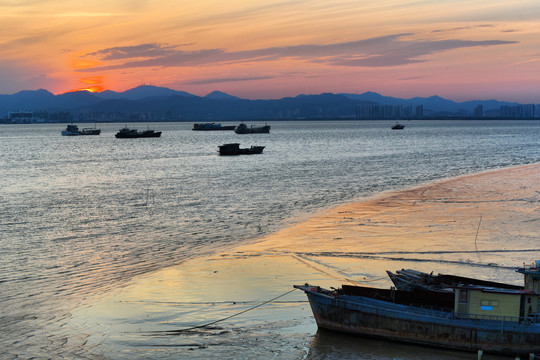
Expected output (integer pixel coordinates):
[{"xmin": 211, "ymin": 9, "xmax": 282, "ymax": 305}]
[{"xmin": 295, "ymin": 284, "xmax": 540, "ymax": 356}]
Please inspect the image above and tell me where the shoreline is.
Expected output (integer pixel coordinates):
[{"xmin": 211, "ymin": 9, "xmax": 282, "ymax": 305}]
[
  {"xmin": 73, "ymin": 163, "xmax": 540, "ymax": 359},
  {"xmin": 232, "ymin": 163, "xmax": 539, "ymax": 264},
  {"xmin": 238, "ymin": 162, "xmax": 540, "ymax": 253}
]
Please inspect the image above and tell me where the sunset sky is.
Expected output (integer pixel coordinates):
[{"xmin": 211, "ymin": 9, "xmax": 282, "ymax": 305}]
[{"xmin": 1, "ymin": 0, "xmax": 539, "ymax": 102}]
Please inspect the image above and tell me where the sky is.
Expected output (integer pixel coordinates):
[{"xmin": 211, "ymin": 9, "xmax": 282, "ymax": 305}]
[{"xmin": 1, "ymin": 0, "xmax": 540, "ymax": 102}]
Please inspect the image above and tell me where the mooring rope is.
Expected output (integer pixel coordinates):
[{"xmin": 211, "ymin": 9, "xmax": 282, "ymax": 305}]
[{"xmin": 148, "ymin": 288, "xmax": 298, "ymax": 335}]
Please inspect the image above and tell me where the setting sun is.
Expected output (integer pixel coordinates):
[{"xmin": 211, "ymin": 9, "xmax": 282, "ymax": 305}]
[
  {"xmin": 81, "ymin": 86, "xmax": 103, "ymax": 93},
  {"xmin": 67, "ymin": 85, "xmax": 105, "ymax": 93},
  {"xmin": 68, "ymin": 76, "xmax": 106, "ymax": 93}
]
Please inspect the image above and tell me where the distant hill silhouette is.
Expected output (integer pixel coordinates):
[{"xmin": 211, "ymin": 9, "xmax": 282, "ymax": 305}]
[
  {"xmin": 0, "ymin": 86, "xmax": 527, "ymax": 121},
  {"xmin": 340, "ymin": 93, "xmax": 517, "ymax": 114},
  {"xmin": 95, "ymin": 85, "xmax": 195, "ymax": 101},
  {"xmin": 204, "ymin": 90, "xmax": 241, "ymax": 100}
]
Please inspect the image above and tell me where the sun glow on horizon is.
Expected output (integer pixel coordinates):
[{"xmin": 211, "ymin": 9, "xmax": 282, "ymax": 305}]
[
  {"xmin": 67, "ymin": 76, "xmax": 106, "ymax": 93},
  {"xmin": 68, "ymin": 86, "xmax": 104, "ymax": 93}
]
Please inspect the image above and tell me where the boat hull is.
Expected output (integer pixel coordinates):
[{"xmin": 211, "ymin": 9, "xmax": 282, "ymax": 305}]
[
  {"xmin": 80, "ymin": 129, "xmax": 101, "ymax": 135},
  {"xmin": 296, "ymin": 285, "xmax": 540, "ymax": 355},
  {"xmin": 61, "ymin": 124, "xmax": 100, "ymax": 136},
  {"xmin": 219, "ymin": 143, "xmax": 264, "ymax": 155},
  {"xmin": 233, "ymin": 124, "xmax": 271, "ymax": 134},
  {"xmin": 115, "ymin": 131, "xmax": 161, "ymax": 138},
  {"xmin": 193, "ymin": 123, "xmax": 235, "ymax": 131}
]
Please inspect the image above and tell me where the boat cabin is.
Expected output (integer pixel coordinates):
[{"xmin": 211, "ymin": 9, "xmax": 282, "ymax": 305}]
[
  {"xmin": 455, "ymin": 286, "xmax": 538, "ymax": 323},
  {"xmin": 517, "ymin": 260, "xmax": 540, "ymax": 294}
]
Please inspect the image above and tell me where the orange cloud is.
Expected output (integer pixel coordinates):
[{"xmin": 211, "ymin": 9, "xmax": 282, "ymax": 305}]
[{"xmin": 81, "ymin": 76, "xmax": 104, "ymax": 85}]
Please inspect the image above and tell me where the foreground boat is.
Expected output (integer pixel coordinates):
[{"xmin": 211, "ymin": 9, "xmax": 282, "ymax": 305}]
[
  {"xmin": 61, "ymin": 124, "xmax": 101, "ymax": 136},
  {"xmin": 115, "ymin": 126, "xmax": 161, "ymax": 138},
  {"xmin": 234, "ymin": 123, "xmax": 270, "ymax": 134},
  {"xmin": 193, "ymin": 123, "xmax": 235, "ymax": 131},
  {"xmin": 295, "ymin": 262, "xmax": 540, "ymax": 356},
  {"xmin": 218, "ymin": 143, "xmax": 264, "ymax": 156},
  {"xmin": 391, "ymin": 122, "xmax": 405, "ymax": 130}
]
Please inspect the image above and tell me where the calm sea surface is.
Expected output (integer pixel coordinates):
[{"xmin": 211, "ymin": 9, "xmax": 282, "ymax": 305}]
[{"xmin": 1, "ymin": 120, "xmax": 539, "ymax": 358}]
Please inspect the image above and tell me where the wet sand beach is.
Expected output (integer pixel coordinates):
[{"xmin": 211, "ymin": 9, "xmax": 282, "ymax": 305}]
[{"xmin": 73, "ymin": 164, "xmax": 540, "ymax": 359}]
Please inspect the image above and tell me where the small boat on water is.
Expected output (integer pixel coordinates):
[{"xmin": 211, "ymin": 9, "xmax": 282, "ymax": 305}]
[
  {"xmin": 234, "ymin": 123, "xmax": 270, "ymax": 134},
  {"xmin": 115, "ymin": 126, "xmax": 161, "ymax": 138},
  {"xmin": 391, "ymin": 122, "xmax": 405, "ymax": 130},
  {"xmin": 61, "ymin": 124, "xmax": 101, "ymax": 136},
  {"xmin": 295, "ymin": 261, "xmax": 540, "ymax": 356},
  {"xmin": 193, "ymin": 123, "xmax": 235, "ymax": 131},
  {"xmin": 218, "ymin": 143, "xmax": 264, "ymax": 156},
  {"xmin": 62, "ymin": 124, "xmax": 81, "ymax": 136}
]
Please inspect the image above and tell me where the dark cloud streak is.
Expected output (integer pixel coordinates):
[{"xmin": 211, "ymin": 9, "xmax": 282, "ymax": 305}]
[
  {"xmin": 326, "ymin": 39, "xmax": 515, "ymax": 67},
  {"xmin": 431, "ymin": 24, "xmax": 495, "ymax": 33},
  {"xmin": 85, "ymin": 43, "xmax": 178, "ymax": 60},
  {"xmin": 78, "ymin": 34, "xmax": 517, "ymax": 72}
]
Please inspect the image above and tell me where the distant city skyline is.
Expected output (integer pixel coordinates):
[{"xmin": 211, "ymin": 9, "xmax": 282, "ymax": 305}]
[
  {"xmin": 2, "ymin": 87, "xmax": 538, "ymax": 124},
  {"xmin": 1, "ymin": 1, "xmax": 540, "ymax": 103}
]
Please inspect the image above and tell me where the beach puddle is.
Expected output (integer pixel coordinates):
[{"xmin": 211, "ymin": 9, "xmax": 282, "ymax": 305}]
[{"xmin": 70, "ymin": 254, "xmax": 320, "ymax": 359}]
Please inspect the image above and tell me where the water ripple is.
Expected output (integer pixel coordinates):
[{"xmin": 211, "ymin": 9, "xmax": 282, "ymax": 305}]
[{"xmin": 0, "ymin": 120, "xmax": 539, "ymax": 357}]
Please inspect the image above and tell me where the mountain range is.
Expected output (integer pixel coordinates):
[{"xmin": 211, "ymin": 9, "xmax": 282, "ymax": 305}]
[{"xmin": 0, "ymin": 85, "xmax": 528, "ymax": 121}]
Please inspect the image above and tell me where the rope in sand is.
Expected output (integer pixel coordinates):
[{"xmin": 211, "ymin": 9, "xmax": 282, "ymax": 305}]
[
  {"xmin": 148, "ymin": 288, "xmax": 298, "ymax": 335},
  {"xmin": 142, "ymin": 257, "xmax": 385, "ymax": 336}
]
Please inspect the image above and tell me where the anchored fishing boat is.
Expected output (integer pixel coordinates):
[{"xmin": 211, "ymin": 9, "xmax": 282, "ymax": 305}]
[
  {"xmin": 295, "ymin": 261, "xmax": 540, "ymax": 356},
  {"xmin": 234, "ymin": 123, "xmax": 270, "ymax": 134},
  {"xmin": 61, "ymin": 124, "xmax": 101, "ymax": 136},
  {"xmin": 218, "ymin": 143, "xmax": 264, "ymax": 156},
  {"xmin": 115, "ymin": 126, "xmax": 161, "ymax": 138},
  {"xmin": 192, "ymin": 123, "xmax": 235, "ymax": 131}
]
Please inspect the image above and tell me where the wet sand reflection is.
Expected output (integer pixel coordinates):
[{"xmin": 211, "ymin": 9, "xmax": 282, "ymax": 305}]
[{"xmin": 71, "ymin": 164, "xmax": 539, "ymax": 359}]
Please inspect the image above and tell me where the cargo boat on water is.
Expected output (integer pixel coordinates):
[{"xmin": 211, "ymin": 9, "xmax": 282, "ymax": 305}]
[
  {"xmin": 295, "ymin": 261, "xmax": 540, "ymax": 356},
  {"xmin": 192, "ymin": 123, "xmax": 235, "ymax": 131},
  {"xmin": 218, "ymin": 143, "xmax": 264, "ymax": 156},
  {"xmin": 234, "ymin": 123, "xmax": 270, "ymax": 134},
  {"xmin": 115, "ymin": 126, "xmax": 161, "ymax": 138},
  {"xmin": 61, "ymin": 124, "xmax": 101, "ymax": 136}
]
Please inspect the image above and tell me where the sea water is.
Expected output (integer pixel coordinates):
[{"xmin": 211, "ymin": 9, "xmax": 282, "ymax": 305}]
[{"xmin": 0, "ymin": 120, "xmax": 539, "ymax": 358}]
